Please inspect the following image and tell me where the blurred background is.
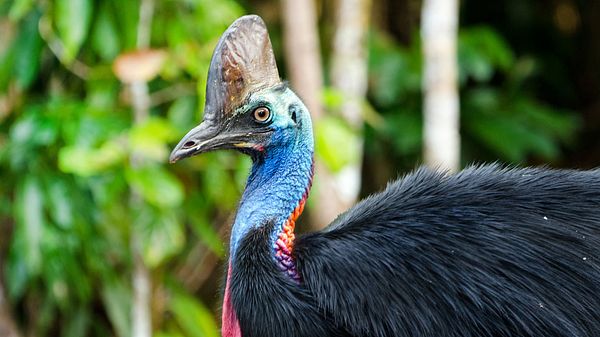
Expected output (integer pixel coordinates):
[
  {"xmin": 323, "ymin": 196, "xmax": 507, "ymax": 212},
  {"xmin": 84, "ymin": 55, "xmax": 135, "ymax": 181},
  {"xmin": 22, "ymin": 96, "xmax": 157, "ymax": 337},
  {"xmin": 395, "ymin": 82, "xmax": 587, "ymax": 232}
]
[{"xmin": 0, "ymin": 0, "xmax": 599, "ymax": 336}]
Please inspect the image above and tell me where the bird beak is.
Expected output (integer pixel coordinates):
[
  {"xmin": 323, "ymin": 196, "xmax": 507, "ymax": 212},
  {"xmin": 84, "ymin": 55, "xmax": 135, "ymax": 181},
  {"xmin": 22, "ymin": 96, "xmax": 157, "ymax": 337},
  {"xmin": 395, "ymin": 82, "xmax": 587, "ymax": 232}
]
[
  {"xmin": 169, "ymin": 15, "xmax": 281, "ymax": 164},
  {"xmin": 169, "ymin": 120, "xmax": 274, "ymax": 163},
  {"xmin": 169, "ymin": 122, "xmax": 222, "ymax": 163}
]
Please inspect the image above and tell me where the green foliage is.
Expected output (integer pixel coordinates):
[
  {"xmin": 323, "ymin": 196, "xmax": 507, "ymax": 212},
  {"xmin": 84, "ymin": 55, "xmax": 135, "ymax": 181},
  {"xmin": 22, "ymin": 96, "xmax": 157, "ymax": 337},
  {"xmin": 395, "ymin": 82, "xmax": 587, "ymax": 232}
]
[
  {"xmin": 13, "ymin": 10, "xmax": 43, "ymax": 89},
  {"xmin": 462, "ymin": 87, "xmax": 578, "ymax": 162},
  {"xmin": 169, "ymin": 290, "xmax": 220, "ymax": 337},
  {"xmin": 367, "ymin": 26, "xmax": 579, "ymax": 167},
  {"xmin": 458, "ymin": 26, "xmax": 514, "ymax": 83},
  {"xmin": 54, "ymin": 0, "xmax": 92, "ymax": 62},
  {"xmin": 315, "ymin": 112, "xmax": 361, "ymax": 173},
  {"xmin": 0, "ymin": 0, "xmax": 245, "ymax": 336}
]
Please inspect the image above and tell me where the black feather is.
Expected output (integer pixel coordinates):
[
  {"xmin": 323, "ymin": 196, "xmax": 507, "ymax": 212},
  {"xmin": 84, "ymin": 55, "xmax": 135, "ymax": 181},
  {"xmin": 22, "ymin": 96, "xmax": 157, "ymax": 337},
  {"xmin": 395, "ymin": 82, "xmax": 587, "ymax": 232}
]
[
  {"xmin": 232, "ymin": 165, "xmax": 600, "ymax": 337},
  {"xmin": 232, "ymin": 221, "xmax": 348, "ymax": 336}
]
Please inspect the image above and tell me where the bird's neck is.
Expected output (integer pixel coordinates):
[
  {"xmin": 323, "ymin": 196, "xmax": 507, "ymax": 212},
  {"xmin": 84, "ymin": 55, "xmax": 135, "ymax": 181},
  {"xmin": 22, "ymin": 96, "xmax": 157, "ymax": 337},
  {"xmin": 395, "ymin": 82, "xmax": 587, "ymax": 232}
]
[{"xmin": 230, "ymin": 122, "xmax": 314, "ymax": 280}]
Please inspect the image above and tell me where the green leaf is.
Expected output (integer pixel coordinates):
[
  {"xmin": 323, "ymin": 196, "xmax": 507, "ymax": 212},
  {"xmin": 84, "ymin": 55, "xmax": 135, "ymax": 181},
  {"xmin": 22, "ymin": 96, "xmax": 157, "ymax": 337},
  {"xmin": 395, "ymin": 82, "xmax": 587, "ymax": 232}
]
[
  {"xmin": 91, "ymin": 1, "xmax": 120, "ymax": 61},
  {"xmin": 54, "ymin": 0, "xmax": 92, "ymax": 62},
  {"xmin": 460, "ymin": 49, "xmax": 493, "ymax": 82},
  {"xmin": 458, "ymin": 26, "xmax": 514, "ymax": 83},
  {"xmin": 168, "ymin": 96, "xmax": 197, "ymax": 133},
  {"xmin": 87, "ymin": 173, "xmax": 128, "ymax": 207},
  {"xmin": 6, "ymin": 253, "xmax": 30, "ymax": 300},
  {"xmin": 368, "ymin": 31, "xmax": 422, "ymax": 107},
  {"xmin": 187, "ymin": 198, "xmax": 224, "ymax": 257},
  {"xmin": 470, "ymin": 121, "xmax": 522, "ymax": 162},
  {"xmin": 9, "ymin": 106, "xmax": 57, "ymax": 168},
  {"xmin": 155, "ymin": 331, "xmax": 185, "ymax": 337},
  {"xmin": 34, "ymin": 291, "xmax": 58, "ymax": 336},
  {"xmin": 0, "ymin": 29, "xmax": 16, "ymax": 92},
  {"xmin": 170, "ymin": 291, "xmax": 219, "ymax": 337},
  {"xmin": 6, "ymin": 241, "xmax": 30, "ymax": 300},
  {"xmin": 190, "ymin": 217, "xmax": 224, "ymax": 257},
  {"xmin": 63, "ymin": 308, "xmax": 90, "ymax": 337},
  {"xmin": 315, "ymin": 116, "xmax": 360, "ymax": 172},
  {"xmin": 129, "ymin": 117, "xmax": 179, "ymax": 162},
  {"xmin": 15, "ymin": 175, "xmax": 45, "ymax": 274},
  {"xmin": 193, "ymin": 0, "xmax": 244, "ymax": 42},
  {"xmin": 86, "ymin": 78, "xmax": 119, "ymax": 109},
  {"xmin": 59, "ymin": 140, "xmax": 126, "ymax": 176},
  {"xmin": 233, "ymin": 155, "xmax": 252, "ymax": 189},
  {"xmin": 126, "ymin": 165, "xmax": 184, "ymax": 208},
  {"xmin": 202, "ymin": 153, "xmax": 242, "ymax": 209},
  {"xmin": 41, "ymin": 241, "xmax": 93, "ymax": 302},
  {"xmin": 10, "ymin": 106, "xmax": 58, "ymax": 146},
  {"xmin": 385, "ymin": 110, "xmax": 422, "ymax": 155},
  {"xmin": 467, "ymin": 116, "xmax": 559, "ymax": 162},
  {"xmin": 9, "ymin": 0, "xmax": 35, "ymax": 21},
  {"xmin": 61, "ymin": 106, "xmax": 127, "ymax": 147},
  {"xmin": 173, "ymin": 41, "xmax": 205, "ymax": 78},
  {"xmin": 110, "ymin": 0, "xmax": 139, "ymax": 50},
  {"xmin": 13, "ymin": 11, "xmax": 43, "ymax": 89},
  {"xmin": 464, "ymin": 87, "xmax": 500, "ymax": 112},
  {"xmin": 101, "ymin": 277, "xmax": 132, "ymax": 337},
  {"xmin": 322, "ymin": 87, "xmax": 345, "ymax": 111},
  {"xmin": 135, "ymin": 207, "xmax": 185, "ymax": 267},
  {"xmin": 46, "ymin": 177, "xmax": 74, "ymax": 229},
  {"xmin": 514, "ymin": 99, "xmax": 579, "ymax": 142}
]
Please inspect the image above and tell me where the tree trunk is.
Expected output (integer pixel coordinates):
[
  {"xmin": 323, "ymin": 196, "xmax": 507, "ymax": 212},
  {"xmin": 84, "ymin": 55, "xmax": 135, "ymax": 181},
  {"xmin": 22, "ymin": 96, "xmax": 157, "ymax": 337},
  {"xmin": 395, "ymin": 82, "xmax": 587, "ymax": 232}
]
[
  {"xmin": 130, "ymin": 0, "xmax": 155, "ymax": 336},
  {"xmin": 0, "ymin": 283, "xmax": 20, "ymax": 337},
  {"xmin": 328, "ymin": 0, "xmax": 372, "ymax": 211},
  {"xmin": 421, "ymin": 0, "xmax": 460, "ymax": 172},
  {"xmin": 280, "ymin": 0, "xmax": 324, "ymax": 121},
  {"xmin": 281, "ymin": 0, "xmax": 344, "ymax": 227}
]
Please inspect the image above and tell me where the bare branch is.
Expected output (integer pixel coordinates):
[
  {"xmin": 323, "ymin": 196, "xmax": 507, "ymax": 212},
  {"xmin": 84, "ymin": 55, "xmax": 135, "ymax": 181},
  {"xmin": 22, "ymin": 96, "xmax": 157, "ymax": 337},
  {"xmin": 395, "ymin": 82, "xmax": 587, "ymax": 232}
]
[
  {"xmin": 37, "ymin": 14, "xmax": 91, "ymax": 80},
  {"xmin": 149, "ymin": 82, "xmax": 196, "ymax": 107}
]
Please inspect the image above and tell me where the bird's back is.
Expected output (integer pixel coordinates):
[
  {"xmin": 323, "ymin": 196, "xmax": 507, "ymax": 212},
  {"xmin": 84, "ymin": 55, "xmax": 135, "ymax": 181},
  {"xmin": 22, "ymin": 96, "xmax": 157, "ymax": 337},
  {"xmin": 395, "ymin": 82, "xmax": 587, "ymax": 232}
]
[{"xmin": 294, "ymin": 165, "xmax": 600, "ymax": 337}]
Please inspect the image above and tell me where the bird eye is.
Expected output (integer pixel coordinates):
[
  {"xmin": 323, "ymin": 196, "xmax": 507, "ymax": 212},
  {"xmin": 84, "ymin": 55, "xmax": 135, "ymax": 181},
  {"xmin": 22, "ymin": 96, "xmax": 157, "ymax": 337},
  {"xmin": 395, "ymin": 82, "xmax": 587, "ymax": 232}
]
[{"xmin": 253, "ymin": 107, "xmax": 271, "ymax": 123}]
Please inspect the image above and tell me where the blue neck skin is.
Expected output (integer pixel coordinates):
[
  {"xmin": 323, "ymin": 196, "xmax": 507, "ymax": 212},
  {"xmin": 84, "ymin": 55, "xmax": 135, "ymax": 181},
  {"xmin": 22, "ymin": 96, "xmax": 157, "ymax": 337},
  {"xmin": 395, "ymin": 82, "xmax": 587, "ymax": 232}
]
[{"xmin": 229, "ymin": 96, "xmax": 314, "ymax": 261}]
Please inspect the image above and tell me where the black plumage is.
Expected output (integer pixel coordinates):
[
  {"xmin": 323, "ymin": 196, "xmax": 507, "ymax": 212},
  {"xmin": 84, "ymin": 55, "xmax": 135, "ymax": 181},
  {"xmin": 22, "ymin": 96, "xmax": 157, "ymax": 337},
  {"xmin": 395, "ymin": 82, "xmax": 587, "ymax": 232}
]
[{"xmin": 232, "ymin": 165, "xmax": 600, "ymax": 337}]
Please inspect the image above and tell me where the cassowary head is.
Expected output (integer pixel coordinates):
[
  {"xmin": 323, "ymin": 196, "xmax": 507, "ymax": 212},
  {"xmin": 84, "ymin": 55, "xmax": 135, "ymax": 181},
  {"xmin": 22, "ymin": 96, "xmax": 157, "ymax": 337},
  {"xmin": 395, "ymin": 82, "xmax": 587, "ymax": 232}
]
[{"xmin": 169, "ymin": 15, "xmax": 310, "ymax": 163}]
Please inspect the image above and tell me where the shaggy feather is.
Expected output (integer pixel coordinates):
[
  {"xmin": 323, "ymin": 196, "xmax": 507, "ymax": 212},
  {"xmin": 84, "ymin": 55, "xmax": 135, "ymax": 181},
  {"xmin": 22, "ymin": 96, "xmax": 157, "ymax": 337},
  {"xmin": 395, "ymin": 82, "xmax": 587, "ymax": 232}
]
[{"xmin": 231, "ymin": 165, "xmax": 600, "ymax": 337}]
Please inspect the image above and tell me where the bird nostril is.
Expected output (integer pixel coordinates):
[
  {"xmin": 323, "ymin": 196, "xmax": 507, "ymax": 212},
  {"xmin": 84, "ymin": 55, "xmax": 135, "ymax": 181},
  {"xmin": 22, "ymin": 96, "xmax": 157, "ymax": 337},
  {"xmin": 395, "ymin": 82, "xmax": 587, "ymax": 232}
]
[{"xmin": 183, "ymin": 141, "xmax": 196, "ymax": 148}]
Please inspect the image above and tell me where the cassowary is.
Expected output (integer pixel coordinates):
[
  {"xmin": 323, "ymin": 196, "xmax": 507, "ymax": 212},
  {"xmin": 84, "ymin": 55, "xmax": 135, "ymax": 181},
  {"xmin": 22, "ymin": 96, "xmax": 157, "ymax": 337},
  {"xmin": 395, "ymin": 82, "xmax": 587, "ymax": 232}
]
[{"xmin": 169, "ymin": 15, "xmax": 600, "ymax": 337}]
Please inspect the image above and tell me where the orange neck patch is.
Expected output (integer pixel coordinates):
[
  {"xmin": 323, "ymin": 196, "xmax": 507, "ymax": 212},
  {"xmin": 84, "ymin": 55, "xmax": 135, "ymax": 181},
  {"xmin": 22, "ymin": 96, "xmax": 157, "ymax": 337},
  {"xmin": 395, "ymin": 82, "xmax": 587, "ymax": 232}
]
[
  {"xmin": 273, "ymin": 160, "xmax": 313, "ymax": 282},
  {"xmin": 274, "ymin": 193, "xmax": 307, "ymax": 282}
]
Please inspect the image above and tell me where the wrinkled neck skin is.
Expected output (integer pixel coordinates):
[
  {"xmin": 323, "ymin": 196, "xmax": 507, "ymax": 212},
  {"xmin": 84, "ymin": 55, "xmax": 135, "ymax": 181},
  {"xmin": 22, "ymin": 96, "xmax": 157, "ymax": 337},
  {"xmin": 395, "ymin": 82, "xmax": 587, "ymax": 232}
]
[{"xmin": 230, "ymin": 94, "xmax": 314, "ymax": 264}]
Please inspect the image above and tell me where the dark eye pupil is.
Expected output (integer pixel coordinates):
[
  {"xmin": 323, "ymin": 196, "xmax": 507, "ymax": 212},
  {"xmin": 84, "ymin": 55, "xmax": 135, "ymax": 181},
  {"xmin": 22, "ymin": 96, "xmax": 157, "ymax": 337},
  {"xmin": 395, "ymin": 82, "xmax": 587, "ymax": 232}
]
[{"xmin": 254, "ymin": 107, "xmax": 270, "ymax": 122}]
